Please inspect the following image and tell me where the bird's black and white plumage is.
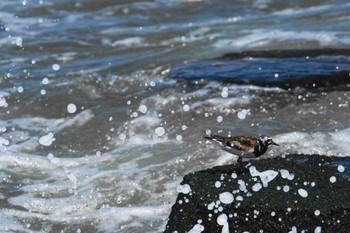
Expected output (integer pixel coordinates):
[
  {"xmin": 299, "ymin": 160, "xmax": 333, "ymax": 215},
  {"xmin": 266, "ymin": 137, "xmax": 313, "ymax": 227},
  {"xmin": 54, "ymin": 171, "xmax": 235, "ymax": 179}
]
[{"xmin": 204, "ymin": 134, "xmax": 279, "ymax": 163}]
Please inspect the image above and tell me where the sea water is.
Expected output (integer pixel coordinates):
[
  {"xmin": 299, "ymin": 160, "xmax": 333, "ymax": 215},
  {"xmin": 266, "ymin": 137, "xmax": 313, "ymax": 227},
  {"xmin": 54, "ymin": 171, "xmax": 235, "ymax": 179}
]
[{"xmin": 0, "ymin": 0, "xmax": 350, "ymax": 232}]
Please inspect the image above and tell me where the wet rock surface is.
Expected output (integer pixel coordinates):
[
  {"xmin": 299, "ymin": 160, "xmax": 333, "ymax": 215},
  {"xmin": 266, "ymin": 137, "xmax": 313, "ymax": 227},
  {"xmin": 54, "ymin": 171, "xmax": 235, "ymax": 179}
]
[
  {"xmin": 170, "ymin": 49, "xmax": 350, "ymax": 89},
  {"xmin": 165, "ymin": 155, "xmax": 350, "ymax": 233}
]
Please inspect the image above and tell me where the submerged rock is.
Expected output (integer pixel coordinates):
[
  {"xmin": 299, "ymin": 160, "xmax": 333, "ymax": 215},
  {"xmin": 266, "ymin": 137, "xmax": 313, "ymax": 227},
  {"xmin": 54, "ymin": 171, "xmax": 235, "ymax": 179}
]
[
  {"xmin": 165, "ymin": 155, "xmax": 350, "ymax": 233},
  {"xmin": 170, "ymin": 49, "xmax": 350, "ymax": 89}
]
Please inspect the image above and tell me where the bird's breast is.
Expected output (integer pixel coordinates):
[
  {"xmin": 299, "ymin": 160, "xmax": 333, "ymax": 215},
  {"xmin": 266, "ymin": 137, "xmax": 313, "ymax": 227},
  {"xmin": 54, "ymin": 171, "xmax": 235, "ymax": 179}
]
[{"xmin": 221, "ymin": 146, "xmax": 257, "ymax": 158}]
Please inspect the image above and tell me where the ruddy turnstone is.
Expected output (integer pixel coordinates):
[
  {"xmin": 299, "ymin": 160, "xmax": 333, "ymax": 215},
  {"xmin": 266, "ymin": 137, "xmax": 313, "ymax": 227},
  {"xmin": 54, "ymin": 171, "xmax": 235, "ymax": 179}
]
[{"xmin": 204, "ymin": 133, "xmax": 279, "ymax": 163}]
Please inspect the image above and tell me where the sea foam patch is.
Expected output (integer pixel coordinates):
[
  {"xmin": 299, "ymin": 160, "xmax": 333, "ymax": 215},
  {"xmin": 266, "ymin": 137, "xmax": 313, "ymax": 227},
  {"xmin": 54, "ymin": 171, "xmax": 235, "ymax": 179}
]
[
  {"xmin": 0, "ymin": 95, "xmax": 9, "ymax": 107},
  {"xmin": 276, "ymin": 129, "xmax": 350, "ymax": 157},
  {"xmin": 249, "ymin": 166, "xmax": 279, "ymax": 187}
]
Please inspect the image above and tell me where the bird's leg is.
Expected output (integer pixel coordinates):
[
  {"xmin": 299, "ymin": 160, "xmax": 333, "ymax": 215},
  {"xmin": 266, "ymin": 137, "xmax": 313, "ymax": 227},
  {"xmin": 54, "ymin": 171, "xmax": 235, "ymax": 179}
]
[
  {"xmin": 224, "ymin": 138, "xmax": 231, "ymax": 147},
  {"xmin": 237, "ymin": 156, "xmax": 243, "ymax": 166}
]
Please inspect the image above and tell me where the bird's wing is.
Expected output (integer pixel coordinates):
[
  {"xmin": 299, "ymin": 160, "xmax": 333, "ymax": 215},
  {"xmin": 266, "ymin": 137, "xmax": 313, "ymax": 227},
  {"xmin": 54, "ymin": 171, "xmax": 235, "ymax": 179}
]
[{"xmin": 229, "ymin": 136, "xmax": 257, "ymax": 152}]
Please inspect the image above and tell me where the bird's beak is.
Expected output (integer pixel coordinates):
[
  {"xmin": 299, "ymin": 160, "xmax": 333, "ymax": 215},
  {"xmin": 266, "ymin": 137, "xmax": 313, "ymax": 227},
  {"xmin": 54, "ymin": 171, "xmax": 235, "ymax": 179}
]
[{"xmin": 272, "ymin": 141, "xmax": 279, "ymax": 146}]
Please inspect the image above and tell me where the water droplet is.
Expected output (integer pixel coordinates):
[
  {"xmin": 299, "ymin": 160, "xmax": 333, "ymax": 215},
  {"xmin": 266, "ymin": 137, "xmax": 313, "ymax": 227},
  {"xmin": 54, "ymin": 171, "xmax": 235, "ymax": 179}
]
[
  {"xmin": 17, "ymin": 86, "xmax": 24, "ymax": 93},
  {"xmin": 183, "ymin": 104, "xmax": 190, "ymax": 112},
  {"xmin": 139, "ymin": 104, "xmax": 148, "ymax": 114},
  {"xmin": 67, "ymin": 103, "xmax": 77, "ymax": 113},
  {"xmin": 329, "ymin": 176, "xmax": 336, "ymax": 183},
  {"xmin": 217, "ymin": 116, "xmax": 223, "ymax": 122},
  {"xmin": 155, "ymin": 127, "xmax": 165, "ymax": 137},
  {"xmin": 42, "ymin": 77, "xmax": 49, "ymax": 84},
  {"xmin": 337, "ymin": 165, "xmax": 345, "ymax": 173},
  {"xmin": 52, "ymin": 64, "xmax": 60, "ymax": 71}
]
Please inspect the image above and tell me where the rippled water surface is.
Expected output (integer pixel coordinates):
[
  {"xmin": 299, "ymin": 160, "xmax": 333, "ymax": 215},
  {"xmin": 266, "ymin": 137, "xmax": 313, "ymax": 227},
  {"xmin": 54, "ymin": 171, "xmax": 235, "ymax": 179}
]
[{"xmin": 1, "ymin": 0, "xmax": 350, "ymax": 232}]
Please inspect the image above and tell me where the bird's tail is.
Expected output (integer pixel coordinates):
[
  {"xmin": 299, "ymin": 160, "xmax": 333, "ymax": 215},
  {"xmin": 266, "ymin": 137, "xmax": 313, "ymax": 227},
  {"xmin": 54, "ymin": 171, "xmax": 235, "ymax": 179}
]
[{"xmin": 203, "ymin": 134, "xmax": 227, "ymax": 143}]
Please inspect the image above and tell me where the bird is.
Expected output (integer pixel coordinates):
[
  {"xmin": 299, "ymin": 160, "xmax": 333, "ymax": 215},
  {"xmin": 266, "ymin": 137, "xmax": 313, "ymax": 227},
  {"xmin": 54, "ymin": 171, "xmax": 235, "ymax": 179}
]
[{"xmin": 204, "ymin": 133, "xmax": 279, "ymax": 164}]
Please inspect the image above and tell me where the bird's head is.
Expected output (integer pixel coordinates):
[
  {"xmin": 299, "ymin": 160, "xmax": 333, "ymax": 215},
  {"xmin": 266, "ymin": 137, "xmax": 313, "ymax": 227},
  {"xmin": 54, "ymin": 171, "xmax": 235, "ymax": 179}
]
[{"xmin": 259, "ymin": 135, "xmax": 279, "ymax": 147}]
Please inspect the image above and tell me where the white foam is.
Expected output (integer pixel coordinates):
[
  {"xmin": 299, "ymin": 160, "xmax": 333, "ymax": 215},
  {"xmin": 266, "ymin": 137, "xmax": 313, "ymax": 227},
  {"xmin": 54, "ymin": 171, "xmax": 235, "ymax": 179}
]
[
  {"xmin": 215, "ymin": 181, "xmax": 221, "ymax": 188},
  {"xmin": 191, "ymin": 97, "xmax": 251, "ymax": 113},
  {"xmin": 237, "ymin": 109, "xmax": 250, "ymax": 120},
  {"xmin": 0, "ymin": 95, "xmax": 8, "ymax": 107},
  {"xmin": 207, "ymin": 202, "xmax": 215, "ymax": 210},
  {"xmin": 155, "ymin": 127, "xmax": 166, "ymax": 137},
  {"xmin": 67, "ymin": 103, "xmax": 77, "ymax": 113},
  {"xmin": 0, "ymin": 137, "xmax": 10, "ymax": 147},
  {"xmin": 39, "ymin": 132, "xmax": 55, "ymax": 146},
  {"xmin": 314, "ymin": 226, "xmax": 322, "ymax": 233},
  {"xmin": 237, "ymin": 179, "xmax": 247, "ymax": 192},
  {"xmin": 252, "ymin": 183, "xmax": 262, "ymax": 192},
  {"xmin": 188, "ymin": 223, "xmax": 205, "ymax": 233},
  {"xmin": 119, "ymin": 133, "xmax": 127, "ymax": 140},
  {"xmin": 183, "ymin": 104, "xmax": 190, "ymax": 112},
  {"xmin": 289, "ymin": 226, "xmax": 298, "ymax": 233},
  {"xmin": 276, "ymin": 129, "xmax": 350, "ymax": 157},
  {"xmin": 214, "ymin": 152, "xmax": 236, "ymax": 165},
  {"xmin": 114, "ymin": 113, "xmax": 171, "ymax": 145},
  {"xmin": 283, "ymin": 185, "xmax": 290, "ymax": 192},
  {"xmin": 329, "ymin": 176, "xmax": 337, "ymax": 183},
  {"xmin": 111, "ymin": 37, "xmax": 143, "ymax": 47},
  {"xmin": 0, "ymin": 143, "xmax": 177, "ymax": 231},
  {"xmin": 13, "ymin": 204, "xmax": 168, "ymax": 232},
  {"xmin": 217, "ymin": 213, "xmax": 229, "ymax": 233},
  {"xmin": 176, "ymin": 184, "xmax": 191, "ymax": 194},
  {"xmin": 217, "ymin": 115, "xmax": 223, "ymax": 122},
  {"xmin": 139, "ymin": 104, "xmax": 148, "ymax": 114},
  {"xmin": 249, "ymin": 166, "xmax": 278, "ymax": 187},
  {"xmin": 17, "ymin": 86, "xmax": 24, "ymax": 93},
  {"xmin": 219, "ymin": 192, "xmax": 234, "ymax": 204},
  {"xmin": 52, "ymin": 64, "xmax": 60, "ymax": 71},
  {"xmin": 298, "ymin": 188, "xmax": 308, "ymax": 198},
  {"xmin": 272, "ymin": 4, "xmax": 343, "ymax": 17},
  {"xmin": 330, "ymin": 128, "xmax": 350, "ymax": 155},
  {"xmin": 42, "ymin": 77, "xmax": 49, "ymax": 85},
  {"xmin": 176, "ymin": 135, "xmax": 183, "ymax": 141},
  {"xmin": 280, "ymin": 169, "xmax": 295, "ymax": 180},
  {"xmin": 337, "ymin": 165, "xmax": 345, "ymax": 173},
  {"xmin": 60, "ymin": 109, "xmax": 94, "ymax": 131},
  {"xmin": 221, "ymin": 87, "xmax": 229, "ymax": 98},
  {"xmin": 214, "ymin": 29, "xmax": 350, "ymax": 50}
]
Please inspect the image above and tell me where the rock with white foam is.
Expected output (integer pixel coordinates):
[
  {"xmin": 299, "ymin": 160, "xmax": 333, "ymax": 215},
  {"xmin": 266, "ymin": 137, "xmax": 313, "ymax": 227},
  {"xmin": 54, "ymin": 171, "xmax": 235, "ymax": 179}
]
[
  {"xmin": 280, "ymin": 169, "xmax": 295, "ymax": 180},
  {"xmin": 217, "ymin": 214, "xmax": 229, "ymax": 233},
  {"xmin": 219, "ymin": 192, "xmax": 234, "ymax": 204},
  {"xmin": 337, "ymin": 165, "xmax": 345, "ymax": 173},
  {"xmin": 298, "ymin": 188, "xmax": 308, "ymax": 198},
  {"xmin": 176, "ymin": 184, "xmax": 191, "ymax": 194},
  {"xmin": 329, "ymin": 176, "xmax": 337, "ymax": 183},
  {"xmin": 252, "ymin": 183, "xmax": 262, "ymax": 192},
  {"xmin": 249, "ymin": 166, "xmax": 278, "ymax": 187},
  {"xmin": 188, "ymin": 224, "xmax": 204, "ymax": 233},
  {"xmin": 165, "ymin": 154, "xmax": 350, "ymax": 233}
]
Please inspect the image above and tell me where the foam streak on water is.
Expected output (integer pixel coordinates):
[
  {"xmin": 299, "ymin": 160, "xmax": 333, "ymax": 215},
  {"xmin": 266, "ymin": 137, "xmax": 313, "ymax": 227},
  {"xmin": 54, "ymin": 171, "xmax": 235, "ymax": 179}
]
[{"xmin": 1, "ymin": 0, "xmax": 350, "ymax": 232}]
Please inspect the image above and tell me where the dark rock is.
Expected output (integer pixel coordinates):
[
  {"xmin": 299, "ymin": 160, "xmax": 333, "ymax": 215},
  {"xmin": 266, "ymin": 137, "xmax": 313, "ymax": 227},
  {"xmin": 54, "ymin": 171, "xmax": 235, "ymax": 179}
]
[
  {"xmin": 165, "ymin": 155, "xmax": 350, "ymax": 233},
  {"xmin": 170, "ymin": 49, "xmax": 350, "ymax": 89}
]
